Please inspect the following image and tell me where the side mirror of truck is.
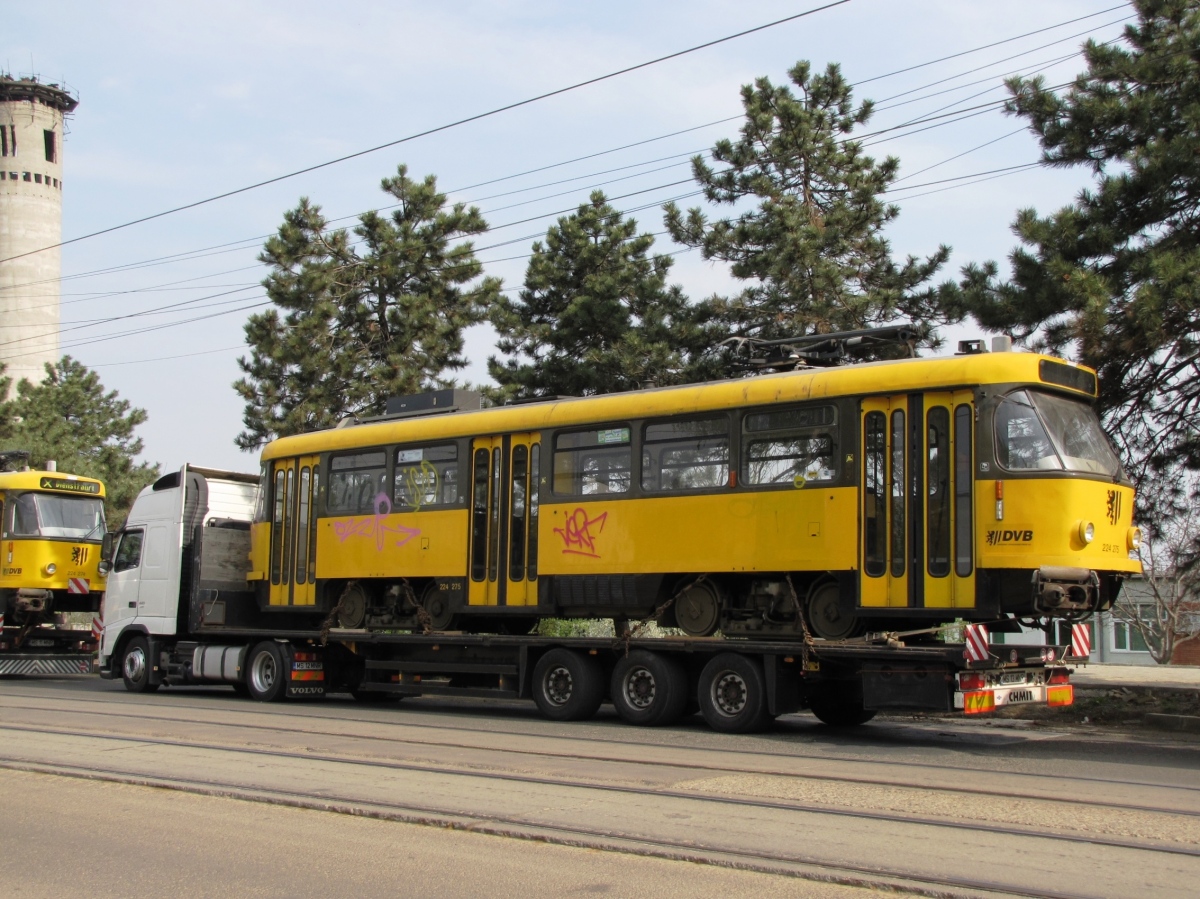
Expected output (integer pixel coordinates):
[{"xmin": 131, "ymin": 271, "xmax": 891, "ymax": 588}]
[{"xmin": 100, "ymin": 532, "xmax": 114, "ymax": 563}]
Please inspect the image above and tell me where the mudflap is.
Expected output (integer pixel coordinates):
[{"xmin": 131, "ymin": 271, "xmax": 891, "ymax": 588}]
[
  {"xmin": 764, "ymin": 654, "xmax": 802, "ymax": 716},
  {"xmin": 285, "ymin": 646, "xmax": 326, "ymax": 700},
  {"xmin": 862, "ymin": 663, "xmax": 953, "ymax": 711}
]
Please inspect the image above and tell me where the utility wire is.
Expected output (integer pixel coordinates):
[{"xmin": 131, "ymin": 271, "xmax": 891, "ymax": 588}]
[{"xmin": 0, "ymin": 1, "xmax": 851, "ymax": 265}]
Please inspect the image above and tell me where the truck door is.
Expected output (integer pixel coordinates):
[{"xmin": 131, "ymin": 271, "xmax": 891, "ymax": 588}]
[
  {"xmin": 467, "ymin": 434, "xmax": 541, "ymax": 608},
  {"xmin": 100, "ymin": 528, "xmax": 144, "ymax": 654},
  {"xmin": 133, "ymin": 524, "xmax": 172, "ymax": 623},
  {"xmin": 268, "ymin": 455, "xmax": 320, "ymax": 607},
  {"xmin": 860, "ymin": 392, "xmax": 975, "ymax": 610}
]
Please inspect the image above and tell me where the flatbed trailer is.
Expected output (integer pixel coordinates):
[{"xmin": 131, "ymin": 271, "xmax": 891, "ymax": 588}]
[{"xmin": 96, "ymin": 465, "xmax": 1079, "ymax": 732}]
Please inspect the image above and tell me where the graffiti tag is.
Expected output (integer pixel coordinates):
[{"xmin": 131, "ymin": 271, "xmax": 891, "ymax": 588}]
[
  {"xmin": 400, "ymin": 461, "xmax": 440, "ymax": 511},
  {"xmin": 333, "ymin": 492, "xmax": 420, "ymax": 551},
  {"xmin": 554, "ymin": 507, "xmax": 608, "ymax": 558}
]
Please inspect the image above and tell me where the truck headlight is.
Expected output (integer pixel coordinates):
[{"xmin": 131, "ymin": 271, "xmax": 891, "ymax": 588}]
[{"xmin": 1077, "ymin": 521, "xmax": 1095, "ymax": 544}]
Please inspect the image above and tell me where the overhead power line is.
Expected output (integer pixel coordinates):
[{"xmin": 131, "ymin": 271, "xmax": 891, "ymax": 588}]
[{"xmin": 0, "ymin": 0, "xmax": 852, "ymax": 265}]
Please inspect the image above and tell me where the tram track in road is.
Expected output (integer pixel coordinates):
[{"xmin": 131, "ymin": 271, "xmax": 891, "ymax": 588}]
[
  {"xmin": 4, "ymin": 691, "xmax": 1199, "ymax": 819},
  {"xmin": 2, "ymin": 719, "xmax": 1198, "ymax": 860}
]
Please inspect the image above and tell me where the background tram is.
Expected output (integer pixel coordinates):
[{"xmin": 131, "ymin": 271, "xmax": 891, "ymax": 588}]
[
  {"xmin": 249, "ymin": 347, "xmax": 1140, "ymax": 642},
  {"xmin": 0, "ymin": 452, "xmax": 107, "ymax": 673}
]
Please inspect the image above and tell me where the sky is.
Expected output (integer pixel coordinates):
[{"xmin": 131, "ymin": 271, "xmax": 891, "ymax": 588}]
[{"xmin": 3, "ymin": 0, "xmax": 1134, "ymax": 474}]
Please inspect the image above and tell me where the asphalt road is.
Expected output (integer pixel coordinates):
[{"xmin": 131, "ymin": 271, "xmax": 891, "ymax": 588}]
[{"xmin": 2, "ymin": 675, "xmax": 1199, "ymax": 898}]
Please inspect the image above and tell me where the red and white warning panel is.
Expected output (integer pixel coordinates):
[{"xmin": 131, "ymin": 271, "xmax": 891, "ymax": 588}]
[
  {"xmin": 91, "ymin": 617, "xmax": 103, "ymax": 641},
  {"xmin": 1070, "ymin": 623, "xmax": 1091, "ymax": 659},
  {"xmin": 67, "ymin": 577, "xmax": 90, "ymax": 594},
  {"xmin": 964, "ymin": 624, "xmax": 990, "ymax": 662}
]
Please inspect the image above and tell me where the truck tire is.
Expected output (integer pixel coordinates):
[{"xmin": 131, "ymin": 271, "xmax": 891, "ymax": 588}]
[
  {"xmin": 610, "ymin": 650, "xmax": 688, "ymax": 726},
  {"xmin": 697, "ymin": 653, "xmax": 770, "ymax": 734},
  {"xmin": 120, "ymin": 636, "xmax": 159, "ymax": 693},
  {"xmin": 245, "ymin": 641, "xmax": 287, "ymax": 702},
  {"xmin": 808, "ymin": 684, "xmax": 877, "ymax": 727},
  {"xmin": 532, "ymin": 648, "xmax": 604, "ymax": 722}
]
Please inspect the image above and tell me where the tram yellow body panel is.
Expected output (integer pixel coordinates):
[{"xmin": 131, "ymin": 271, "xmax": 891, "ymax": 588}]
[{"xmin": 314, "ymin": 509, "xmax": 468, "ymax": 582}]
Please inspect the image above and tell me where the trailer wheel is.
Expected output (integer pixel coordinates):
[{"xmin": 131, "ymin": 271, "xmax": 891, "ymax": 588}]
[
  {"xmin": 120, "ymin": 636, "xmax": 158, "ymax": 693},
  {"xmin": 532, "ymin": 649, "xmax": 604, "ymax": 721},
  {"xmin": 808, "ymin": 685, "xmax": 877, "ymax": 727},
  {"xmin": 610, "ymin": 650, "xmax": 689, "ymax": 726},
  {"xmin": 246, "ymin": 641, "xmax": 286, "ymax": 702},
  {"xmin": 697, "ymin": 653, "xmax": 770, "ymax": 733}
]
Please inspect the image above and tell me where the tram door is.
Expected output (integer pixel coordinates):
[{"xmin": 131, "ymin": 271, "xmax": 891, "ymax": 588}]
[
  {"xmin": 860, "ymin": 392, "xmax": 975, "ymax": 610},
  {"xmin": 467, "ymin": 434, "xmax": 541, "ymax": 608},
  {"xmin": 268, "ymin": 455, "xmax": 320, "ymax": 607}
]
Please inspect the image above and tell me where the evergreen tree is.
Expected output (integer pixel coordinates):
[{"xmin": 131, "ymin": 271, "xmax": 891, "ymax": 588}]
[
  {"xmin": 489, "ymin": 191, "xmax": 713, "ymax": 398},
  {"xmin": 954, "ymin": 0, "xmax": 1200, "ymax": 516},
  {"xmin": 0, "ymin": 357, "xmax": 158, "ymax": 525},
  {"xmin": 235, "ymin": 165, "xmax": 501, "ymax": 448},
  {"xmin": 664, "ymin": 61, "xmax": 954, "ymax": 354}
]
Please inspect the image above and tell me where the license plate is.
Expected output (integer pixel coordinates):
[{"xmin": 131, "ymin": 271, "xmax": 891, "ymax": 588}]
[
  {"xmin": 1000, "ymin": 672, "xmax": 1027, "ymax": 685},
  {"xmin": 1007, "ymin": 689, "xmax": 1035, "ymax": 704},
  {"xmin": 27, "ymin": 639, "xmax": 55, "ymax": 648}
]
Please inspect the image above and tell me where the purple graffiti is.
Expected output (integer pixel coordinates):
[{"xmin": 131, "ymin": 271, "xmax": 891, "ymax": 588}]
[{"xmin": 332, "ymin": 492, "xmax": 420, "ymax": 551}]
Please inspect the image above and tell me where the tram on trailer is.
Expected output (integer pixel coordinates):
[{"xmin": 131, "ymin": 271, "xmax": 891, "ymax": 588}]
[{"xmin": 250, "ymin": 335, "xmax": 1140, "ymax": 641}]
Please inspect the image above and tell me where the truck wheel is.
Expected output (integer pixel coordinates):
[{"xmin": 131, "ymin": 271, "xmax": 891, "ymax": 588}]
[
  {"xmin": 610, "ymin": 650, "xmax": 688, "ymax": 726},
  {"xmin": 532, "ymin": 649, "xmax": 604, "ymax": 722},
  {"xmin": 246, "ymin": 641, "xmax": 287, "ymax": 702},
  {"xmin": 121, "ymin": 637, "xmax": 159, "ymax": 693},
  {"xmin": 697, "ymin": 653, "xmax": 770, "ymax": 733}
]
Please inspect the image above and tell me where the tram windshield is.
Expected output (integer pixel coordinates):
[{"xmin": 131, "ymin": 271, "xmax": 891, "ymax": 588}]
[
  {"xmin": 8, "ymin": 492, "xmax": 107, "ymax": 539},
  {"xmin": 994, "ymin": 390, "xmax": 1122, "ymax": 476}
]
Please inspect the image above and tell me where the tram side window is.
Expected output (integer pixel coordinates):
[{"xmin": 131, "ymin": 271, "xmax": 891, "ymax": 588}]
[
  {"xmin": 742, "ymin": 404, "xmax": 837, "ymax": 486},
  {"xmin": 553, "ymin": 427, "xmax": 631, "ymax": 496},
  {"xmin": 113, "ymin": 530, "xmax": 144, "ymax": 573},
  {"xmin": 327, "ymin": 451, "xmax": 388, "ymax": 515},
  {"xmin": 642, "ymin": 417, "xmax": 729, "ymax": 492},
  {"xmin": 11, "ymin": 493, "xmax": 39, "ymax": 536},
  {"xmin": 394, "ymin": 444, "xmax": 459, "ymax": 510}
]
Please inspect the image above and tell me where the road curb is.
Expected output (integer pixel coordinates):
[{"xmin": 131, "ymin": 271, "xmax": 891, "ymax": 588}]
[{"xmin": 1144, "ymin": 713, "xmax": 1200, "ymax": 734}]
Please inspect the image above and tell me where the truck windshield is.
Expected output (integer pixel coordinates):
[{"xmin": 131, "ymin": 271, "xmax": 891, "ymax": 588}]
[
  {"xmin": 11, "ymin": 493, "xmax": 107, "ymax": 539},
  {"xmin": 994, "ymin": 390, "xmax": 1122, "ymax": 476}
]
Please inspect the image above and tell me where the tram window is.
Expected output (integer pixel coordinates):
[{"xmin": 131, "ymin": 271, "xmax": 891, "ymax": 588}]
[
  {"xmin": 11, "ymin": 493, "xmax": 39, "ymax": 536},
  {"xmin": 270, "ymin": 469, "xmax": 285, "ymax": 585},
  {"xmin": 642, "ymin": 417, "xmax": 729, "ymax": 492},
  {"xmin": 489, "ymin": 448, "xmax": 502, "ymax": 582},
  {"xmin": 890, "ymin": 410, "xmax": 906, "ymax": 578},
  {"xmin": 954, "ymin": 404, "xmax": 973, "ymax": 577},
  {"xmin": 553, "ymin": 427, "xmax": 631, "ymax": 496},
  {"xmin": 528, "ymin": 444, "xmax": 540, "ymax": 580},
  {"xmin": 113, "ymin": 530, "xmax": 144, "ymax": 573},
  {"xmin": 295, "ymin": 467, "xmax": 310, "ymax": 585},
  {"xmin": 308, "ymin": 469, "xmax": 319, "ymax": 582},
  {"xmin": 994, "ymin": 391, "xmax": 1061, "ymax": 471},
  {"xmin": 394, "ymin": 444, "xmax": 458, "ymax": 510},
  {"xmin": 327, "ymin": 450, "xmax": 388, "ymax": 515},
  {"xmin": 863, "ymin": 412, "xmax": 887, "ymax": 577},
  {"xmin": 927, "ymin": 407, "xmax": 951, "ymax": 578},
  {"xmin": 471, "ymin": 449, "xmax": 489, "ymax": 581},
  {"xmin": 510, "ymin": 445, "xmax": 528, "ymax": 581},
  {"xmin": 742, "ymin": 404, "xmax": 837, "ymax": 486}
]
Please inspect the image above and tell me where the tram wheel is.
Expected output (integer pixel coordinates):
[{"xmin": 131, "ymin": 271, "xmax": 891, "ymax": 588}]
[
  {"xmin": 246, "ymin": 641, "xmax": 287, "ymax": 702},
  {"xmin": 336, "ymin": 582, "xmax": 368, "ymax": 629},
  {"xmin": 610, "ymin": 650, "xmax": 689, "ymax": 727},
  {"xmin": 120, "ymin": 636, "xmax": 158, "ymax": 694},
  {"xmin": 531, "ymin": 649, "xmax": 604, "ymax": 721},
  {"xmin": 697, "ymin": 652, "xmax": 771, "ymax": 734},
  {"xmin": 420, "ymin": 582, "xmax": 457, "ymax": 631},
  {"xmin": 675, "ymin": 580, "xmax": 721, "ymax": 637},
  {"xmin": 806, "ymin": 583, "xmax": 859, "ymax": 641}
]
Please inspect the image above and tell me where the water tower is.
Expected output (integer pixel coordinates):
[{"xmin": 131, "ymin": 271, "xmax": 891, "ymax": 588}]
[{"xmin": 0, "ymin": 76, "xmax": 78, "ymax": 395}]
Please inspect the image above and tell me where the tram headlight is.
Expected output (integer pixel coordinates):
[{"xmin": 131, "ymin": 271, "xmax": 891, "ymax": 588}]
[
  {"xmin": 1076, "ymin": 521, "xmax": 1095, "ymax": 545},
  {"xmin": 1127, "ymin": 527, "xmax": 1142, "ymax": 551},
  {"xmin": 43, "ymin": 562, "xmax": 57, "ymax": 576}
]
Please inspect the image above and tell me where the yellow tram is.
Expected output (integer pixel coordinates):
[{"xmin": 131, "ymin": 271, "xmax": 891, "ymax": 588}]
[
  {"xmin": 250, "ymin": 348, "xmax": 1140, "ymax": 640},
  {"xmin": 0, "ymin": 457, "xmax": 107, "ymax": 629}
]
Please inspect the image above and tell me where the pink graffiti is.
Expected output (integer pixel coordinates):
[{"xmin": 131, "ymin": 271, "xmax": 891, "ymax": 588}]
[
  {"xmin": 332, "ymin": 492, "xmax": 420, "ymax": 551},
  {"xmin": 554, "ymin": 507, "xmax": 607, "ymax": 558}
]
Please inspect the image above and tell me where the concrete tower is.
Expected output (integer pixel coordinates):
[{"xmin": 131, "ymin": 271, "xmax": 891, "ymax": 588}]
[{"xmin": 0, "ymin": 76, "xmax": 78, "ymax": 395}]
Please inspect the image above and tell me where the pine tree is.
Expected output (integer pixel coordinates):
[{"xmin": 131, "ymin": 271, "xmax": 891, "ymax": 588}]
[
  {"xmin": 0, "ymin": 357, "xmax": 158, "ymax": 525},
  {"xmin": 954, "ymin": 0, "xmax": 1200, "ymax": 517},
  {"xmin": 489, "ymin": 191, "xmax": 713, "ymax": 398},
  {"xmin": 235, "ymin": 165, "xmax": 501, "ymax": 448},
  {"xmin": 664, "ymin": 61, "xmax": 954, "ymax": 354}
]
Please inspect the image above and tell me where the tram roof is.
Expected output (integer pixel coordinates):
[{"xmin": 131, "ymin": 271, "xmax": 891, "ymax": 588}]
[
  {"xmin": 0, "ymin": 469, "xmax": 106, "ymax": 497},
  {"xmin": 262, "ymin": 351, "xmax": 1097, "ymax": 461}
]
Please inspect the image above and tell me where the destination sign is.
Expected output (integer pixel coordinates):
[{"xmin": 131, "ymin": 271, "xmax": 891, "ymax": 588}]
[{"xmin": 39, "ymin": 477, "xmax": 101, "ymax": 495}]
